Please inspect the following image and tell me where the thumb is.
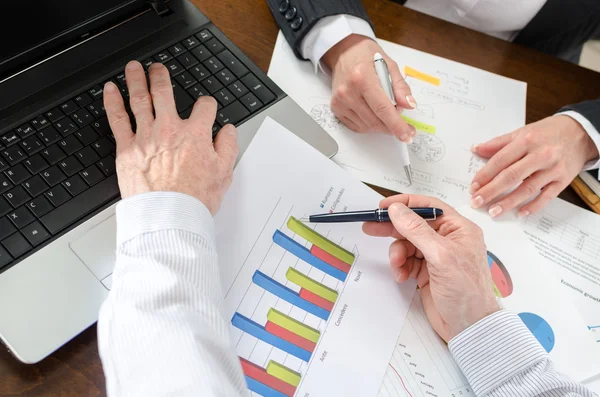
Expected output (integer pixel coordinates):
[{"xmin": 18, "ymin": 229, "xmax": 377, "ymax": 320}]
[
  {"xmin": 214, "ymin": 124, "xmax": 239, "ymax": 168},
  {"xmin": 472, "ymin": 131, "xmax": 515, "ymax": 159},
  {"xmin": 387, "ymin": 203, "xmax": 444, "ymax": 257}
]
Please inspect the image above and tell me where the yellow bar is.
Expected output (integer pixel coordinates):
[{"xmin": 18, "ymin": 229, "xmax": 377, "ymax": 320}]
[
  {"xmin": 287, "ymin": 216, "xmax": 355, "ymax": 265},
  {"xmin": 404, "ymin": 66, "xmax": 441, "ymax": 86},
  {"xmin": 286, "ymin": 267, "xmax": 338, "ymax": 303},
  {"xmin": 401, "ymin": 115, "xmax": 437, "ymax": 134},
  {"xmin": 267, "ymin": 361, "xmax": 302, "ymax": 387},
  {"xmin": 267, "ymin": 308, "xmax": 320, "ymax": 343}
]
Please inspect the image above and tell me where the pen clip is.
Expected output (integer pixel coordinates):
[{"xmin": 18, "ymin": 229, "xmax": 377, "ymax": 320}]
[{"xmin": 375, "ymin": 57, "xmax": 397, "ymax": 107}]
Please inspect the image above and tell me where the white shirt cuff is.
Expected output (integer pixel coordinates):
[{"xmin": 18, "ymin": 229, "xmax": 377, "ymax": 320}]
[
  {"xmin": 299, "ymin": 14, "xmax": 376, "ymax": 75},
  {"xmin": 448, "ymin": 311, "xmax": 548, "ymax": 396},
  {"xmin": 115, "ymin": 192, "xmax": 215, "ymax": 246},
  {"xmin": 558, "ymin": 110, "xmax": 600, "ymax": 171}
]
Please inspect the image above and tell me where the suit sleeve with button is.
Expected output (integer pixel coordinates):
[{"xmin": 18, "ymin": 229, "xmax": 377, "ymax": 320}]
[{"xmin": 265, "ymin": 0, "xmax": 373, "ymax": 59}]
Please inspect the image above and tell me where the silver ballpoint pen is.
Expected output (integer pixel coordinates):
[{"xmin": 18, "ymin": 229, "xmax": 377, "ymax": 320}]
[{"xmin": 374, "ymin": 53, "xmax": 413, "ymax": 185}]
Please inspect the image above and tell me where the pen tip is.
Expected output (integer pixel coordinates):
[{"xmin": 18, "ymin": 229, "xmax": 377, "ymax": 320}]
[{"xmin": 298, "ymin": 217, "xmax": 310, "ymax": 223}]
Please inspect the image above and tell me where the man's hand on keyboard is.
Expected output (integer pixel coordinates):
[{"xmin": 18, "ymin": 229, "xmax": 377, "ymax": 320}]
[{"xmin": 103, "ymin": 60, "xmax": 238, "ymax": 214}]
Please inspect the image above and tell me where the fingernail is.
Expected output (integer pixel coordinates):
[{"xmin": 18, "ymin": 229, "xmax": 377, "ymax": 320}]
[
  {"xmin": 489, "ymin": 205, "xmax": 503, "ymax": 218},
  {"xmin": 471, "ymin": 144, "xmax": 479, "ymax": 153},
  {"xmin": 126, "ymin": 60, "xmax": 142, "ymax": 70},
  {"xmin": 406, "ymin": 95, "xmax": 417, "ymax": 109},
  {"xmin": 226, "ymin": 125, "xmax": 237, "ymax": 135},
  {"xmin": 402, "ymin": 135, "xmax": 413, "ymax": 144},
  {"xmin": 410, "ymin": 126, "xmax": 417, "ymax": 137},
  {"xmin": 518, "ymin": 210, "xmax": 530, "ymax": 218},
  {"xmin": 391, "ymin": 267, "xmax": 402, "ymax": 283},
  {"xmin": 470, "ymin": 182, "xmax": 480, "ymax": 194},
  {"xmin": 104, "ymin": 82, "xmax": 117, "ymax": 93},
  {"xmin": 471, "ymin": 195, "xmax": 484, "ymax": 209}
]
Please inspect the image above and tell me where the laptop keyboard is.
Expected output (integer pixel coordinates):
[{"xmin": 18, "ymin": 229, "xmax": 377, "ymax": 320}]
[{"xmin": 0, "ymin": 29, "xmax": 276, "ymax": 272}]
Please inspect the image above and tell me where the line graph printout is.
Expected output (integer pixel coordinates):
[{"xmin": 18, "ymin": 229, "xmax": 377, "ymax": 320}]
[
  {"xmin": 216, "ymin": 118, "xmax": 416, "ymax": 397},
  {"xmin": 268, "ymin": 32, "xmax": 527, "ymax": 207}
]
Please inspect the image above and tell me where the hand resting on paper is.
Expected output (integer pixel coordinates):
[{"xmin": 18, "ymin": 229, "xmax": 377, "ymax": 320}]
[
  {"xmin": 363, "ymin": 194, "xmax": 500, "ymax": 342},
  {"xmin": 470, "ymin": 115, "xmax": 599, "ymax": 218},
  {"xmin": 103, "ymin": 61, "xmax": 239, "ymax": 215},
  {"xmin": 322, "ymin": 34, "xmax": 417, "ymax": 142}
]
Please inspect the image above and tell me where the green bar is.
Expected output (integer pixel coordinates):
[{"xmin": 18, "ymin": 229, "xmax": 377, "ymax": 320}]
[
  {"xmin": 286, "ymin": 268, "xmax": 338, "ymax": 303},
  {"xmin": 401, "ymin": 115, "xmax": 437, "ymax": 134},
  {"xmin": 287, "ymin": 216, "xmax": 355, "ymax": 265},
  {"xmin": 267, "ymin": 308, "xmax": 320, "ymax": 343},
  {"xmin": 267, "ymin": 361, "xmax": 301, "ymax": 387}
]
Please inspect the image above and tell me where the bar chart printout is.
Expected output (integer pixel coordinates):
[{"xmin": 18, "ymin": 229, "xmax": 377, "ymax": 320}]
[{"xmin": 233, "ymin": 216, "xmax": 356, "ymax": 397}]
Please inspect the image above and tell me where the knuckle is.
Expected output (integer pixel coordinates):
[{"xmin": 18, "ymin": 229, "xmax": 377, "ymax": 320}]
[
  {"xmin": 501, "ymin": 167, "xmax": 520, "ymax": 184},
  {"xmin": 334, "ymin": 85, "xmax": 351, "ymax": 103},
  {"xmin": 541, "ymin": 146, "xmax": 559, "ymax": 162},
  {"xmin": 521, "ymin": 180, "xmax": 538, "ymax": 196},
  {"xmin": 129, "ymin": 93, "xmax": 152, "ymax": 109},
  {"xmin": 349, "ymin": 67, "xmax": 365, "ymax": 85},
  {"xmin": 523, "ymin": 130, "xmax": 537, "ymax": 145},
  {"xmin": 373, "ymin": 102, "xmax": 391, "ymax": 119}
]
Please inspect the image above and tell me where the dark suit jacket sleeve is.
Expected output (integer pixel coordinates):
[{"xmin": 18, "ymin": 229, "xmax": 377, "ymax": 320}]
[
  {"xmin": 266, "ymin": 0, "xmax": 373, "ymax": 60},
  {"xmin": 560, "ymin": 99, "xmax": 600, "ymax": 135}
]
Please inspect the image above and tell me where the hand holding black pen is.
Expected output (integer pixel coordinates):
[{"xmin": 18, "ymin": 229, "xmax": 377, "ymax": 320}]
[{"xmin": 301, "ymin": 207, "xmax": 443, "ymax": 223}]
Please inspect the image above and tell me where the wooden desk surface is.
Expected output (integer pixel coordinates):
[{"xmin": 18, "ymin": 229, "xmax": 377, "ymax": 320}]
[{"xmin": 1, "ymin": 0, "xmax": 599, "ymax": 395}]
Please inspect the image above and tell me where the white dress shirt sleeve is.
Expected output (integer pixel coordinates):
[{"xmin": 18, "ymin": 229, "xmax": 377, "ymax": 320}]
[
  {"xmin": 449, "ymin": 310, "xmax": 595, "ymax": 396},
  {"xmin": 97, "ymin": 192, "xmax": 246, "ymax": 397},
  {"xmin": 558, "ymin": 111, "xmax": 600, "ymax": 175},
  {"xmin": 300, "ymin": 14, "xmax": 375, "ymax": 74}
]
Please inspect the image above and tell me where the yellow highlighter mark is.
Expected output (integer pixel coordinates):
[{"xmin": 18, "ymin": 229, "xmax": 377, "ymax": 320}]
[
  {"xmin": 402, "ymin": 115, "xmax": 437, "ymax": 134},
  {"xmin": 404, "ymin": 66, "xmax": 441, "ymax": 86}
]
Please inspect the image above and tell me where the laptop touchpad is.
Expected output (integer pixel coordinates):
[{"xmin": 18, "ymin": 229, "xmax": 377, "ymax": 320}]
[{"xmin": 69, "ymin": 215, "xmax": 117, "ymax": 283}]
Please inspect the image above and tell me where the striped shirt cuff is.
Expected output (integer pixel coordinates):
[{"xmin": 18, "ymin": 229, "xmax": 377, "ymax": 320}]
[
  {"xmin": 448, "ymin": 311, "xmax": 548, "ymax": 396},
  {"xmin": 116, "ymin": 192, "xmax": 215, "ymax": 246}
]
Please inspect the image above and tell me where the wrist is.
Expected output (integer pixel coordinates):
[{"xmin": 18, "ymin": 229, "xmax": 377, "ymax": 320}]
[
  {"xmin": 450, "ymin": 297, "xmax": 501, "ymax": 340},
  {"xmin": 556, "ymin": 114, "xmax": 599, "ymax": 163},
  {"xmin": 322, "ymin": 34, "xmax": 374, "ymax": 73}
]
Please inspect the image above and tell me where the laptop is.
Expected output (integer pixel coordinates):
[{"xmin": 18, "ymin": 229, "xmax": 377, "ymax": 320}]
[{"xmin": 0, "ymin": 0, "xmax": 338, "ymax": 364}]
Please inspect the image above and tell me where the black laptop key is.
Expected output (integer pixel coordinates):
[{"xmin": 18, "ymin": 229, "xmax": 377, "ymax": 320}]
[
  {"xmin": 217, "ymin": 51, "xmax": 249, "ymax": 79},
  {"xmin": 182, "ymin": 36, "xmax": 200, "ymax": 50},
  {"xmin": 241, "ymin": 93, "xmax": 263, "ymax": 113},
  {"xmin": 0, "ymin": 159, "xmax": 7, "ymax": 172},
  {"xmin": 0, "ymin": 217, "xmax": 16, "ymax": 241},
  {"xmin": 80, "ymin": 165, "xmax": 104, "ymax": 186},
  {"xmin": 154, "ymin": 51, "xmax": 172, "ymax": 63},
  {"xmin": 97, "ymin": 156, "xmax": 116, "ymax": 176},
  {"xmin": 74, "ymin": 93, "xmax": 93, "ymax": 107},
  {"xmin": 201, "ymin": 77, "xmax": 223, "ymax": 94},
  {"xmin": 41, "ymin": 174, "xmax": 120, "ymax": 235},
  {"xmin": 172, "ymin": 84, "xmax": 194, "ymax": 113},
  {"xmin": 0, "ymin": 245, "xmax": 12, "ymax": 269},
  {"xmin": 45, "ymin": 108, "xmax": 65, "ymax": 123},
  {"xmin": 2, "ymin": 232, "xmax": 31, "ymax": 258},
  {"xmin": 60, "ymin": 100, "xmax": 79, "ymax": 115},
  {"xmin": 54, "ymin": 119, "xmax": 79, "ymax": 136},
  {"xmin": 22, "ymin": 175, "xmax": 48, "ymax": 197},
  {"xmin": 205, "ymin": 39, "xmax": 225, "ymax": 55},
  {"xmin": 0, "ymin": 175, "xmax": 11, "ymax": 195},
  {"xmin": 92, "ymin": 138, "xmax": 115, "ymax": 158},
  {"xmin": 216, "ymin": 101, "xmax": 250, "ymax": 126},
  {"xmin": 169, "ymin": 43, "xmax": 187, "ymax": 57},
  {"xmin": 75, "ymin": 126, "xmax": 100, "ymax": 146},
  {"xmin": 228, "ymin": 81, "xmax": 249, "ymax": 98},
  {"xmin": 204, "ymin": 57, "xmax": 224, "ymax": 73},
  {"xmin": 1, "ymin": 131, "xmax": 20, "ymax": 147},
  {"xmin": 58, "ymin": 135, "xmax": 83, "ymax": 156},
  {"xmin": 15, "ymin": 123, "xmax": 36, "ymax": 139},
  {"xmin": 63, "ymin": 175, "xmax": 88, "ymax": 197},
  {"xmin": 215, "ymin": 89, "xmax": 235, "ymax": 107},
  {"xmin": 179, "ymin": 108, "xmax": 193, "ymax": 120},
  {"xmin": 72, "ymin": 108, "xmax": 94, "ymax": 127},
  {"xmin": 175, "ymin": 72, "xmax": 197, "ymax": 89},
  {"xmin": 21, "ymin": 221, "xmax": 50, "ymax": 247},
  {"xmin": 189, "ymin": 64, "xmax": 210, "ymax": 82},
  {"xmin": 142, "ymin": 58, "xmax": 154, "ymax": 70},
  {"xmin": 31, "ymin": 116, "xmax": 50, "ymax": 131},
  {"xmin": 27, "ymin": 196, "xmax": 53, "ymax": 218},
  {"xmin": 6, "ymin": 164, "xmax": 30, "ymax": 185},
  {"xmin": 120, "ymin": 86, "xmax": 129, "ymax": 98},
  {"xmin": 0, "ymin": 197, "xmax": 10, "ymax": 217},
  {"xmin": 41, "ymin": 165, "xmax": 66, "ymax": 186},
  {"xmin": 88, "ymin": 85, "xmax": 104, "ymax": 100},
  {"xmin": 187, "ymin": 83, "xmax": 209, "ymax": 99},
  {"xmin": 45, "ymin": 185, "xmax": 71, "ymax": 207},
  {"xmin": 177, "ymin": 53, "xmax": 199, "ymax": 69},
  {"xmin": 38, "ymin": 126, "xmax": 62, "ymax": 146},
  {"xmin": 196, "ymin": 30, "xmax": 213, "ymax": 43},
  {"xmin": 23, "ymin": 154, "xmax": 48, "ymax": 174},
  {"xmin": 241, "ymin": 74, "xmax": 276, "ymax": 104},
  {"xmin": 4, "ymin": 185, "xmax": 30, "ymax": 208},
  {"xmin": 58, "ymin": 156, "xmax": 83, "ymax": 177},
  {"xmin": 91, "ymin": 117, "xmax": 111, "ymax": 136},
  {"xmin": 212, "ymin": 123, "xmax": 220, "ymax": 138},
  {"xmin": 7, "ymin": 206, "xmax": 35, "ymax": 229},
  {"xmin": 216, "ymin": 69, "xmax": 235, "ymax": 86},
  {"xmin": 87, "ymin": 100, "xmax": 106, "ymax": 118},
  {"xmin": 2, "ymin": 146, "xmax": 27, "ymax": 165},
  {"xmin": 75, "ymin": 147, "xmax": 100, "ymax": 167},
  {"xmin": 20, "ymin": 136, "xmax": 44, "ymax": 155},
  {"xmin": 115, "ymin": 72, "xmax": 127, "ymax": 86},
  {"xmin": 165, "ymin": 59, "xmax": 184, "ymax": 76},
  {"xmin": 191, "ymin": 45, "xmax": 211, "ymax": 62},
  {"xmin": 41, "ymin": 145, "xmax": 66, "ymax": 166}
]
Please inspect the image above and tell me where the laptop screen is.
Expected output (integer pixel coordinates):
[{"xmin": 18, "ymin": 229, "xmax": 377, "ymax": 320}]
[{"xmin": 1, "ymin": 0, "xmax": 148, "ymax": 79}]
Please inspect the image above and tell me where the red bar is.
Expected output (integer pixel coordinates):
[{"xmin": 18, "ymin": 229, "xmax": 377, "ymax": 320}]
[
  {"xmin": 265, "ymin": 321, "xmax": 316, "ymax": 352},
  {"xmin": 239, "ymin": 357, "xmax": 296, "ymax": 397},
  {"xmin": 300, "ymin": 288, "xmax": 334, "ymax": 312},
  {"xmin": 311, "ymin": 245, "xmax": 352, "ymax": 273}
]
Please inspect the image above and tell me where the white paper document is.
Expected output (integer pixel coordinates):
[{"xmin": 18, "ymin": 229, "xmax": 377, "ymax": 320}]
[
  {"xmin": 268, "ymin": 32, "xmax": 527, "ymax": 206},
  {"xmin": 215, "ymin": 117, "xmax": 416, "ymax": 397},
  {"xmin": 520, "ymin": 198, "xmax": 600, "ymax": 345}
]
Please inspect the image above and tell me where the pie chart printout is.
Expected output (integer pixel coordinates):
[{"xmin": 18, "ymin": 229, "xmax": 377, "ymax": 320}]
[
  {"xmin": 487, "ymin": 251, "xmax": 513, "ymax": 298},
  {"xmin": 518, "ymin": 312, "xmax": 556, "ymax": 353}
]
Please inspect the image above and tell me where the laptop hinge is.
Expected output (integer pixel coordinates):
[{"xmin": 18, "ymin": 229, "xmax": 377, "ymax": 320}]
[{"xmin": 148, "ymin": 0, "xmax": 170, "ymax": 16}]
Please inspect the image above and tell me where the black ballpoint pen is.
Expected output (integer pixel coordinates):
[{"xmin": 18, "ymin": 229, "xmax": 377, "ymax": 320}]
[{"xmin": 301, "ymin": 208, "xmax": 443, "ymax": 223}]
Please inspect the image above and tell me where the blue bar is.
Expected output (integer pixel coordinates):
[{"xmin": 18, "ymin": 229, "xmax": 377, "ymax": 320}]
[
  {"xmin": 245, "ymin": 376, "xmax": 288, "ymax": 397},
  {"xmin": 232, "ymin": 313, "xmax": 312, "ymax": 362},
  {"xmin": 273, "ymin": 230, "xmax": 347, "ymax": 282},
  {"xmin": 253, "ymin": 271, "xmax": 330, "ymax": 320}
]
